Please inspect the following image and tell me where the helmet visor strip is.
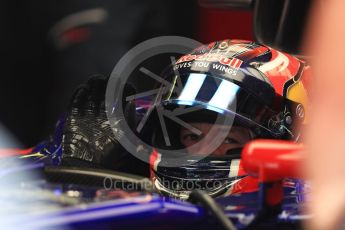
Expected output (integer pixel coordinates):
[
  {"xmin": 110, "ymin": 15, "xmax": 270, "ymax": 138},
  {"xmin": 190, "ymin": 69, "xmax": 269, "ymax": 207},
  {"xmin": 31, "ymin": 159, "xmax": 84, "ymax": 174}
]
[{"xmin": 155, "ymin": 73, "xmax": 277, "ymax": 135}]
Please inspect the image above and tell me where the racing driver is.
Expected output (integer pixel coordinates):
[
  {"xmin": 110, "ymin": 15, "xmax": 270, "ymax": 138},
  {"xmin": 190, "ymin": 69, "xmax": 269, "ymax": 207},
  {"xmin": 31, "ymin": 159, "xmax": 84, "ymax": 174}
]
[
  {"xmin": 138, "ymin": 39, "xmax": 310, "ymax": 199},
  {"xmin": 10, "ymin": 39, "xmax": 310, "ymax": 199}
]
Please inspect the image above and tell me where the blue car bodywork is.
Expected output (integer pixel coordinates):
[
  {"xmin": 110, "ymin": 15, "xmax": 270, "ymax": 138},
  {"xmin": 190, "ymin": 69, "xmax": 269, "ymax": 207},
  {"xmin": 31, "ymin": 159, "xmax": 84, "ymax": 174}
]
[{"xmin": 0, "ymin": 117, "xmax": 309, "ymax": 230}]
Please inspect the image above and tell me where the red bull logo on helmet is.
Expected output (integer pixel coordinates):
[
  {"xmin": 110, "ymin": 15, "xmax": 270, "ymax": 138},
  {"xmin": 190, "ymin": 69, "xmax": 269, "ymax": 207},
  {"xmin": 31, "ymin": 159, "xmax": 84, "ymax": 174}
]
[{"xmin": 176, "ymin": 53, "xmax": 243, "ymax": 70}]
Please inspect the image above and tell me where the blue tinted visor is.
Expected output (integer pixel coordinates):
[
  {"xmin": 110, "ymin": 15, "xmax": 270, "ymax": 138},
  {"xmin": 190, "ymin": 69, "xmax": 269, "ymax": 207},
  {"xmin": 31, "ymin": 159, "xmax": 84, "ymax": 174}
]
[{"xmin": 156, "ymin": 73, "xmax": 275, "ymax": 129}]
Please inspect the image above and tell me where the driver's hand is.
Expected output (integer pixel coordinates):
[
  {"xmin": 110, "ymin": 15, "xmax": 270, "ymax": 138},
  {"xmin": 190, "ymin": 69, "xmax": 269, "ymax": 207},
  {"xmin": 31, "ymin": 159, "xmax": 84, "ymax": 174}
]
[{"xmin": 61, "ymin": 75, "xmax": 148, "ymax": 176}]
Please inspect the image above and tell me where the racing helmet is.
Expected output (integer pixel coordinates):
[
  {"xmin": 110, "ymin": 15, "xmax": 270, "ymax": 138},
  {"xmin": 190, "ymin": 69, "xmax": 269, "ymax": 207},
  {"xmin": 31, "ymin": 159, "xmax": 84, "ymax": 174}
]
[{"xmin": 136, "ymin": 39, "xmax": 310, "ymax": 199}]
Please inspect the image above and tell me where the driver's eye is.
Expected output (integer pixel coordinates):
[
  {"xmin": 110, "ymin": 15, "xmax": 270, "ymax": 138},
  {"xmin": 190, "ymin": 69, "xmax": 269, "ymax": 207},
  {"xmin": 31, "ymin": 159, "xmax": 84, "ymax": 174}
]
[{"xmin": 224, "ymin": 137, "xmax": 239, "ymax": 144}]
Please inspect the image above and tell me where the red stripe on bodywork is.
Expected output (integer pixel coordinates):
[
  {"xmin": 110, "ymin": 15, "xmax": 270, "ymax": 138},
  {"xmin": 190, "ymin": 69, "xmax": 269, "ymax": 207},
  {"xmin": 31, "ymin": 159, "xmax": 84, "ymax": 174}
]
[{"xmin": 0, "ymin": 148, "xmax": 33, "ymax": 157}]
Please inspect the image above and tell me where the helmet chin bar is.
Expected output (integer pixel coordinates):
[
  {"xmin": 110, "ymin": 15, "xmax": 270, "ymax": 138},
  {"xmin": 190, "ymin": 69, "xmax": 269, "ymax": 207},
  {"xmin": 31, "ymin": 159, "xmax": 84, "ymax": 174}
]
[
  {"xmin": 152, "ymin": 148, "xmax": 246, "ymax": 200},
  {"xmin": 153, "ymin": 176, "xmax": 244, "ymax": 200}
]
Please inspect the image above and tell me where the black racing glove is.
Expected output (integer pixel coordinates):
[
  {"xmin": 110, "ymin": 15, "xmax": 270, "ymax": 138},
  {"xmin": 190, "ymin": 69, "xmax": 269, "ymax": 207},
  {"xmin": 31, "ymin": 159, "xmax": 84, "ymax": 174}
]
[{"xmin": 61, "ymin": 75, "xmax": 149, "ymax": 176}]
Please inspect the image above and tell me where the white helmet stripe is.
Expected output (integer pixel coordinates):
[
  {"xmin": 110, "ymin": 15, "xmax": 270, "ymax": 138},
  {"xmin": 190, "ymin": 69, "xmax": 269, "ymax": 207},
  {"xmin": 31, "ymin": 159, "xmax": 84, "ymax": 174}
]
[{"xmin": 258, "ymin": 51, "xmax": 289, "ymax": 73}]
